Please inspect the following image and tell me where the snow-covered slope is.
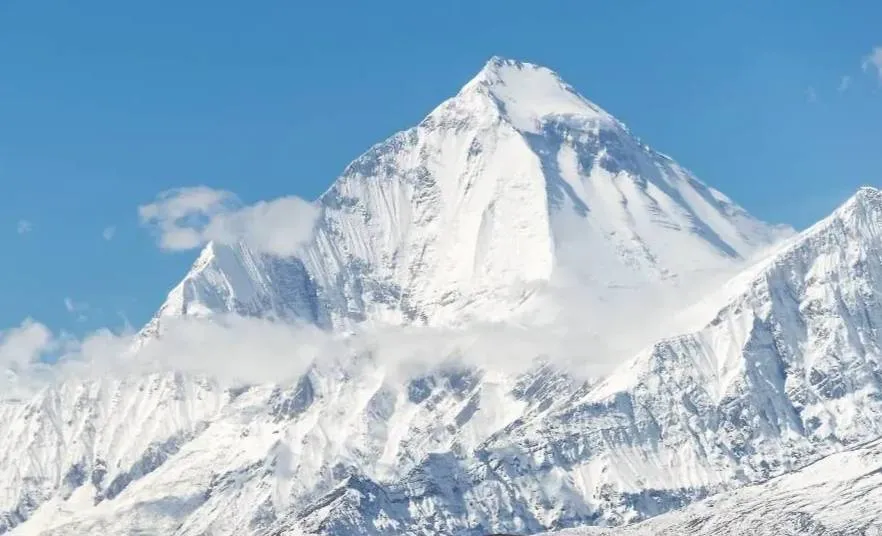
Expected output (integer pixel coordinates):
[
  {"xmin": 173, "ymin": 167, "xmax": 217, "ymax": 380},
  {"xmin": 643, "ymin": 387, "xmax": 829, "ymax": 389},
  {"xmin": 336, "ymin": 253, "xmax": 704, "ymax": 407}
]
[
  {"xmin": 456, "ymin": 186, "xmax": 882, "ymax": 526},
  {"xmin": 141, "ymin": 242, "xmax": 323, "ymax": 338},
  {"xmin": 10, "ymin": 186, "xmax": 882, "ymax": 535},
  {"xmin": 546, "ymin": 437, "xmax": 882, "ymax": 536},
  {"xmin": 0, "ymin": 374, "xmax": 225, "ymax": 533},
  {"xmin": 6, "ymin": 58, "xmax": 881, "ymax": 536},
  {"xmin": 6, "ymin": 361, "xmax": 574, "ymax": 535},
  {"xmin": 238, "ymin": 187, "xmax": 882, "ymax": 535},
  {"xmin": 147, "ymin": 57, "xmax": 788, "ymax": 333}
]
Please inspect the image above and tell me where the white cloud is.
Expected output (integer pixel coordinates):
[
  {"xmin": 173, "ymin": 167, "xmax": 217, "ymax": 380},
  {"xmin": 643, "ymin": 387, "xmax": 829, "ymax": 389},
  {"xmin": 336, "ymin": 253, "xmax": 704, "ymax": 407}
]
[
  {"xmin": 138, "ymin": 187, "xmax": 319, "ymax": 256},
  {"xmin": 1, "ymin": 274, "xmax": 717, "ymax": 395},
  {"xmin": 16, "ymin": 220, "xmax": 32, "ymax": 235},
  {"xmin": 0, "ymin": 239, "xmax": 735, "ymax": 398},
  {"xmin": 0, "ymin": 319, "xmax": 53, "ymax": 371},
  {"xmin": 136, "ymin": 316, "xmax": 326, "ymax": 384},
  {"xmin": 138, "ymin": 186, "xmax": 234, "ymax": 250},
  {"xmin": 0, "ymin": 316, "xmax": 582, "ymax": 394},
  {"xmin": 102, "ymin": 226, "xmax": 116, "ymax": 241},
  {"xmin": 51, "ymin": 326, "xmax": 140, "ymax": 380},
  {"xmin": 838, "ymin": 75, "xmax": 852, "ymax": 93},
  {"xmin": 0, "ymin": 315, "xmax": 329, "ymax": 391},
  {"xmin": 863, "ymin": 46, "xmax": 882, "ymax": 84}
]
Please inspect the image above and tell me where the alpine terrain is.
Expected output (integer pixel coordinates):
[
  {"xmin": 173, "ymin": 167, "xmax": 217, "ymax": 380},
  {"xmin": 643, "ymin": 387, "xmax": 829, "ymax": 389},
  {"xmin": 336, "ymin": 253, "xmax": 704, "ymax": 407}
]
[{"xmin": 3, "ymin": 57, "xmax": 881, "ymax": 536}]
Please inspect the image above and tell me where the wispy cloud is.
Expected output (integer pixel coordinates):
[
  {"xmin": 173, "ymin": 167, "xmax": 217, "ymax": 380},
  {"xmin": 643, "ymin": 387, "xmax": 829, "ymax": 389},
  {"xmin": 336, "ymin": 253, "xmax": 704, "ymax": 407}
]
[
  {"xmin": 805, "ymin": 86, "xmax": 818, "ymax": 103},
  {"xmin": 102, "ymin": 226, "xmax": 116, "ymax": 241},
  {"xmin": 863, "ymin": 46, "xmax": 882, "ymax": 84},
  {"xmin": 16, "ymin": 220, "xmax": 32, "ymax": 235},
  {"xmin": 64, "ymin": 298, "xmax": 90, "ymax": 321},
  {"xmin": 138, "ymin": 186, "xmax": 319, "ymax": 256},
  {"xmin": 838, "ymin": 75, "xmax": 852, "ymax": 93}
]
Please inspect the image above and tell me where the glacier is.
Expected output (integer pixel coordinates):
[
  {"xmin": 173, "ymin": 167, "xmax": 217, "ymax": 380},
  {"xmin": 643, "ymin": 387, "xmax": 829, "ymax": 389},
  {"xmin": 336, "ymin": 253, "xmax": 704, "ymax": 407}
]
[{"xmin": 3, "ymin": 57, "xmax": 880, "ymax": 536}]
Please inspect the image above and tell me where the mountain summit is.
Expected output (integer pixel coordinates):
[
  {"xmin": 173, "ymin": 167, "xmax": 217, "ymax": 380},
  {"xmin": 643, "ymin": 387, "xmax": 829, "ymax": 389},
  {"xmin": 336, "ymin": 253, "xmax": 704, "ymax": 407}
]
[
  {"xmin": 6, "ymin": 59, "xmax": 882, "ymax": 536},
  {"xmin": 459, "ymin": 56, "xmax": 619, "ymax": 132},
  {"xmin": 149, "ymin": 57, "xmax": 790, "ymax": 332}
]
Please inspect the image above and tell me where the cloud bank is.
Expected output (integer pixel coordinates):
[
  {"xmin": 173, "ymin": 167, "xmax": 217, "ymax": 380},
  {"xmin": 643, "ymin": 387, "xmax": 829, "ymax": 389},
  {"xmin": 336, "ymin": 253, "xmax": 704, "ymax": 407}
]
[
  {"xmin": 1, "ymin": 313, "xmax": 616, "ymax": 397},
  {"xmin": 0, "ymin": 262, "xmax": 732, "ymax": 401}
]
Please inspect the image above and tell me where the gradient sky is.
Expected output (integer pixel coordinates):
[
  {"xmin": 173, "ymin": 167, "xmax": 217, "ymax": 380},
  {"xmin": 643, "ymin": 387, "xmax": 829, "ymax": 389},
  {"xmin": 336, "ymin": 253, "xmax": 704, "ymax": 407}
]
[{"xmin": 2, "ymin": 0, "xmax": 881, "ymax": 335}]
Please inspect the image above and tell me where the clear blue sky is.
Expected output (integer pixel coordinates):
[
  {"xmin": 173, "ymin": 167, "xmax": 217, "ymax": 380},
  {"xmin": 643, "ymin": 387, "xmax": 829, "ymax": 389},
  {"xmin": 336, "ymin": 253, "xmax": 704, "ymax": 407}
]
[{"xmin": 2, "ymin": 0, "xmax": 881, "ymax": 335}]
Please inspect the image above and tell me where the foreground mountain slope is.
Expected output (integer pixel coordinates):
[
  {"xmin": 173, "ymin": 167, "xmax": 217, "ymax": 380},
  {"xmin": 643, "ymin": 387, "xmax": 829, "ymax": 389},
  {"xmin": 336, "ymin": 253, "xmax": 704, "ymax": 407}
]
[
  {"xmin": 148, "ymin": 57, "xmax": 788, "ymax": 333},
  {"xmin": 12, "ymin": 187, "xmax": 882, "ymax": 535},
  {"xmin": 0, "ymin": 374, "xmax": 225, "ymax": 533},
  {"xmin": 546, "ymin": 437, "xmax": 882, "ymax": 536},
  {"xmin": 252, "ymin": 187, "xmax": 882, "ymax": 534},
  {"xmin": 10, "ymin": 362, "xmax": 575, "ymax": 535},
  {"xmin": 463, "ymin": 186, "xmax": 882, "ymax": 522}
]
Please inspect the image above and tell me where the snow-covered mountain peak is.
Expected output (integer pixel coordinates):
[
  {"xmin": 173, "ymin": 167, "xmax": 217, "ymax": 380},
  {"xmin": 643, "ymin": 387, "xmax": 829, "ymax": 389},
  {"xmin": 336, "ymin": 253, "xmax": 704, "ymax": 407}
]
[
  {"xmin": 140, "ymin": 239, "xmax": 323, "ymax": 340},
  {"xmin": 145, "ymin": 58, "xmax": 790, "ymax": 330},
  {"xmin": 155, "ymin": 241, "xmax": 262, "ymax": 319},
  {"xmin": 456, "ymin": 56, "xmax": 617, "ymax": 133},
  {"xmin": 834, "ymin": 185, "xmax": 882, "ymax": 220},
  {"xmin": 773, "ymin": 185, "xmax": 882, "ymax": 253},
  {"xmin": 12, "ymin": 61, "xmax": 882, "ymax": 536},
  {"xmin": 853, "ymin": 184, "xmax": 881, "ymax": 196}
]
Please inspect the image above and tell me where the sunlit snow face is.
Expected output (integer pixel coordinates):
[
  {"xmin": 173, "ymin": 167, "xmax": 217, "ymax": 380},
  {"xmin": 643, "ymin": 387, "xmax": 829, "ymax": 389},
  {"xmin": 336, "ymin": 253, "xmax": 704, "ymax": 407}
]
[{"xmin": 2, "ymin": 54, "xmax": 881, "ymax": 536}]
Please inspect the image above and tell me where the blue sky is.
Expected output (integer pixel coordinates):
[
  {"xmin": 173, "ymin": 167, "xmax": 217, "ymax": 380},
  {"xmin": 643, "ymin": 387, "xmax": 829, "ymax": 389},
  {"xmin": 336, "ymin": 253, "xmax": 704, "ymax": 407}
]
[{"xmin": 1, "ymin": 0, "xmax": 881, "ymax": 335}]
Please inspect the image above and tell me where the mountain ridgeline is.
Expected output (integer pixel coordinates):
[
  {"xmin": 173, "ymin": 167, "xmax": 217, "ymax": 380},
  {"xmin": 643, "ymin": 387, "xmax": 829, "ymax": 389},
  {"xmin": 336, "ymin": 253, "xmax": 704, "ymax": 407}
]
[{"xmin": 4, "ymin": 58, "xmax": 881, "ymax": 536}]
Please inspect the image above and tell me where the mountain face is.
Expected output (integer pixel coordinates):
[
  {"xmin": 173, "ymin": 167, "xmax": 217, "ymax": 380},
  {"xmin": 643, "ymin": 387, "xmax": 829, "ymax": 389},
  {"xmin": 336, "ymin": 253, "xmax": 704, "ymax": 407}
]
[
  {"xmin": 0, "ymin": 374, "xmax": 224, "ymax": 534},
  {"xmin": 546, "ymin": 436, "xmax": 882, "ymax": 536},
  {"xmin": 148, "ymin": 57, "xmax": 788, "ymax": 333},
  {"xmin": 3, "ymin": 58, "xmax": 878, "ymax": 536}
]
